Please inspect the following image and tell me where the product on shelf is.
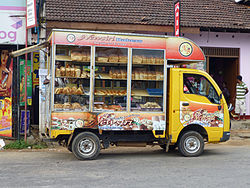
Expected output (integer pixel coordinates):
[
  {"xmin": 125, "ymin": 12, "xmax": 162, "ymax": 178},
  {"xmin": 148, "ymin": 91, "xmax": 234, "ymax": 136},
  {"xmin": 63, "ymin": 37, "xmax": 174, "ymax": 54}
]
[
  {"xmin": 97, "ymin": 56, "xmax": 109, "ymax": 63},
  {"xmin": 69, "ymin": 48, "xmax": 91, "ymax": 62},
  {"xmin": 139, "ymin": 102, "xmax": 161, "ymax": 110},
  {"xmin": 75, "ymin": 68, "xmax": 81, "ymax": 77},
  {"xmin": 133, "ymin": 55, "xmax": 143, "ymax": 64},
  {"xmin": 108, "ymin": 55, "xmax": 119, "ymax": 63},
  {"xmin": 95, "ymin": 89, "xmax": 126, "ymax": 96},
  {"xmin": 60, "ymin": 67, "xmax": 66, "ymax": 76},
  {"xmin": 118, "ymin": 56, "xmax": 127, "ymax": 63},
  {"xmin": 55, "ymin": 86, "xmax": 84, "ymax": 95},
  {"xmin": 56, "ymin": 68, "xmax": 60, "ymax": 77}
]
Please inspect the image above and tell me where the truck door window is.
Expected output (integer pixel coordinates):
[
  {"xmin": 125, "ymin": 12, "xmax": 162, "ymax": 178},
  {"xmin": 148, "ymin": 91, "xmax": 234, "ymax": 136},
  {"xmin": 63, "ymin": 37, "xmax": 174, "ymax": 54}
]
[
  {"xmin": 131, "ymin": 49, "xmax": 164, "ymax": 112},
  {"xmin": 183, "ymin": 74, "xmax": 220, "ymax": 104}
]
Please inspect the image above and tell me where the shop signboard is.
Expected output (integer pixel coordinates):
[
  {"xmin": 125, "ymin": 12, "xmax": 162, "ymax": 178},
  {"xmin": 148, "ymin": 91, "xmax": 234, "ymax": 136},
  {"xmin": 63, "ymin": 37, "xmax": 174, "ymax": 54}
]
[
  {"xmin": 33, "ymin": 52, "xmax": 39, "ymax": 86},
  {"xmin": 0, "ymin": 11, "xmax": 26, "ymax": 44},
  {"xmin": 20, "ymin": 59, "xmax": 32, "ymax": 106}
]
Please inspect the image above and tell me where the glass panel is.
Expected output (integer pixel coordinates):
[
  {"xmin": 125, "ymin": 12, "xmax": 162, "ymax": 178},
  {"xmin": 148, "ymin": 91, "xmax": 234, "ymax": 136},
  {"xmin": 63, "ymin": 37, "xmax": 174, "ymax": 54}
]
[
  {"xmin": 131, "ymin": 49, "xmax": 164, "ymax": 112},
  {"xmin": 94, "ymin": 47, "xmax": 128, "ymax": 111},
  {"xmin": 54, "ymin": 45, "xmax": 91, "ymax": 111},
  {"xmin": 183, "ymin": 74, "xmax": 220, "ymax": 104}
]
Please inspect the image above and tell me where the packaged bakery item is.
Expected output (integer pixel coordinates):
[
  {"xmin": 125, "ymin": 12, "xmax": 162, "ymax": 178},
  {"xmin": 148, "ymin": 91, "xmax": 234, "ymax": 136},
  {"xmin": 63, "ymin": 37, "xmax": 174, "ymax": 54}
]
[
  {"xmin": 155, "ymin": 57, "xmax": 160, "ymax": 64},
  {"xmin": 56, "ymin": 68, "xmax": 61, "ymax": 77},
  {"xmin": 75, "ymin": 68, "xmax": 81, "ymax": 78},
  {"xmin": 63, "ymin": 87, "xmax": 70, "ymax": 95},
  {"xmin": 81, "ymin": 51, "xmax": 87, "ymax": 61},
  {"xmin": 66, "ymin": 67, "xmax": 71, "ymax": 77},
  {"xmin": 113, "ymin": 70, "xmax": 118, "ymax": 79},
  {"xmin": 121, "ymin": 70, "xmax": 126, "ymax": 79},
  {"xmin": 97, "ymin": 56, "xmax": 108, "ymax": 63},
  {"xmin": 71, "ymin": 86, "xmax": 77, "ymax": 95},
  {"xmin": 135, "ymin": 71, "xmax": 140, "ymax": 80},
  {"xmin": 108, "ymin": 54, "xmax": 119, "ymax": 63},
  {"xmin": 142, "ymin": 56, "xmax": 147, "ymax": 64},
  {"xmin": 133, "ymin": 56, "xmax": 143, "ymax": 64},
  {"xmin": 160, "ymin": 58, "xmax": 164, "ymax": 64},
  {"xmin": 54, "ymin": 103, "xmax": 63, "ymax": 109},
  {"xmin": 71, "ymin": 50, "xmax": 83, "ymax": 61},
  {"xmin": 81, "ymin": 70, "xmax": 87, "ymax": 78},
  {"xmin": 117, "ymin": 70, "xmax": 122, "ymax": 79},
  {"xmin": 72, "ymin": 102, "xmax": 82, "ymax": 110},
  {"xmin": 86, "ymin": 52, "xmax": 91, "ymax": 62},
  {"xmin": 156, "ymin": 71, "xmax": 161, "ymax": 80},
  {"xmin": 70, "ymin": 67, "xmax": 75, "ymax": 77},
  {"xmin": 118, "ymin": 56, "xmax": 127, "ymax": 63},
  {"xmin": 150, "ymin": 57, "xmax": 156, "ymax": 64},
  {"xmin": 60, "ymin": 67, "xmax": 66, "ymax": 76},
  {"xmin": 152, "ymin": 72, "xmax": 157, "ymax": 80},
  {"xmin": 132, "ymin": 72, "xmax": 135, "ymax": 80},
  {"xmin": 140, "ymin": 71, "xmax": 144, "ymax": 80},
  {"xmin": 109, "ymin": 70, "xmax": 113, "ymax": 78},
  {"xmin": 63, "ymin": 102, "xmax": 71, "ymax": 109},
  {"xmin": 75, "ymin": 87, "xmax": 83, "ymax": 95}
]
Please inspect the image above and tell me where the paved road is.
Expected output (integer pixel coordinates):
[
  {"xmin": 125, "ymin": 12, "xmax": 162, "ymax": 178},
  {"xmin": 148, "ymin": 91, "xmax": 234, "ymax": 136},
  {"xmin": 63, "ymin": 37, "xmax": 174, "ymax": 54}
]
[{"xmin": 1, "ymin": 143, "xmax": 250, "ymax": 188}]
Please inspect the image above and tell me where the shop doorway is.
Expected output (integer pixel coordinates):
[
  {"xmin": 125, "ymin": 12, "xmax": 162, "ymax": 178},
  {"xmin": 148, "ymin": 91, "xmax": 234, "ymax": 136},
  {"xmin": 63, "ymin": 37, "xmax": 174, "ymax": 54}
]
[{"xmin": 208, "ymin": 57, "xmax": 239, "ymax": 104}]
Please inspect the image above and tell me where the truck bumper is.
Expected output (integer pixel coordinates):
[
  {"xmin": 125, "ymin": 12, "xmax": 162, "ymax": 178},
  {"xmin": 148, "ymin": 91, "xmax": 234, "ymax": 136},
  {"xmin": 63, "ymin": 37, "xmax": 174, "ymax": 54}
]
[{"xmin": 220, "ymin": 131, "xmax": 230, "ymax": 142}]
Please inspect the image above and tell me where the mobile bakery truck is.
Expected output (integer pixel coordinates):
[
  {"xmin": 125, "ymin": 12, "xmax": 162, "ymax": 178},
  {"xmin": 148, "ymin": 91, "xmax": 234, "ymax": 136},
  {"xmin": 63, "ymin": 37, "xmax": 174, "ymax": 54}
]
[{"xmin": 11, "ymin": 29, "xmax": 230, "ymax": 160}]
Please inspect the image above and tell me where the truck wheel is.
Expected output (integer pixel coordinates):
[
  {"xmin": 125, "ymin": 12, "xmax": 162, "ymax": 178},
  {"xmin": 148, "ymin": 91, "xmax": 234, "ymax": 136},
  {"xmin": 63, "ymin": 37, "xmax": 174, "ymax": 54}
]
[
  {"xmin": 178, "ymin": 131, "xmax": 204, "ymax": 157},
  {"xmin": 72, "ymin": 132, "xmax": 100, "ymax": 160}
]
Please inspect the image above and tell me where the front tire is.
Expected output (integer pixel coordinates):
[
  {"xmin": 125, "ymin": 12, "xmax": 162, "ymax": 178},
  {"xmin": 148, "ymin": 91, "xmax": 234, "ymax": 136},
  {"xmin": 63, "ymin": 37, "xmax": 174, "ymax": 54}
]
[
  {"xmin": 72, "ymin": 132, "xmax": 101, "ymax": 160},
  {"xmin": 178, "ymin": 131, "xmax": 204, "ymax": 157}
]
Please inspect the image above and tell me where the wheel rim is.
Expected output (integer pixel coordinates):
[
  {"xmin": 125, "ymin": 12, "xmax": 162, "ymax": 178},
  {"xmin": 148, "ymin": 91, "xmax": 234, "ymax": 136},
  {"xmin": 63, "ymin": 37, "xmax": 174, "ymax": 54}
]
[
  {"xmin": 78, "ymin": 138, "xmax": 95, "ymax": 156},
  {"xmin": 184, "ymin": 136, "xmax": 200, "ymax": 154}
]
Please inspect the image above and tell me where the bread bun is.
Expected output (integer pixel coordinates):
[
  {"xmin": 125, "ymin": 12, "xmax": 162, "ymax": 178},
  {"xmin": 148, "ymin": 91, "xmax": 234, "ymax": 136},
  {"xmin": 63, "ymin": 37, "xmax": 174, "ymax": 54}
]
[{"xmin": 60, "ymin": 67, "xmax": 66, "ymax": 76}]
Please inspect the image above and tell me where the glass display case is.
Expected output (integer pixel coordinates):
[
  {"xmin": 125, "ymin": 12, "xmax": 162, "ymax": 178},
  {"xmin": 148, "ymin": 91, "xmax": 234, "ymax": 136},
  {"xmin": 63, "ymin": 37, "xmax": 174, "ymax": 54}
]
[
  {"xmin": 53, "ymin": 45, "xmax": 91, "ymax": 112},
  {"xmin": 52, "ymin": 45, "xmax": 164, "ymax": 113}
]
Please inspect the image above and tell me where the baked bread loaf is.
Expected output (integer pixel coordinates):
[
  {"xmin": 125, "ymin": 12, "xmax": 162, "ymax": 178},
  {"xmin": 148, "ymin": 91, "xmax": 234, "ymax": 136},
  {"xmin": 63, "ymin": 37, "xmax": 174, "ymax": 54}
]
[
  {"xmin": 108, "ymin": 55, "xmax": 119, "ymax": 63},
  {"xmin": 54, "ymin": 104, "xmax": 63, "ymax": 109},
  {"xmin": 133, "ymin": 56, "xmax": 143, "ymax": 64},
  {"xmin": 118, "ymin": 56, "xmax": 127, "ymax": 63},
  {"xmin": 72, "ymin": 102, "xmax": 82, "ymax": 109},
  {"xmin": 56, "ymin": 68, "xmax": 60, "ymax": 77},
  {"xmin": 71, "ymin": 50, "xmax": 83, "ymax": 61},
  {"xmin": 75, "ymin": 69, "xmax": 81, "ymax": 77},
  {"xmin": 63, "ymin": 103, "xmax": 71, "ymax": 109},
  {"xmin": 60, "ymin": 67, "xmax": 66, "ymax": 76},
  {"xmin": 66, "ymin": 67, "xmax": 71, "ymax": 77}
]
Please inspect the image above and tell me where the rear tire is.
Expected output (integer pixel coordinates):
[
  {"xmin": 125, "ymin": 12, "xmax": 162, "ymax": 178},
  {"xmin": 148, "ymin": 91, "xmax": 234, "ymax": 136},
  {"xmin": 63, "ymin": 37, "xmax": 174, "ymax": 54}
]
[
  {"xmin": 178, "ymin": 131, "xmax": 204, "ymax": 157},
  {"xmin": 72, "ymin": 132, "xmax": 101, "ymax": 160}
]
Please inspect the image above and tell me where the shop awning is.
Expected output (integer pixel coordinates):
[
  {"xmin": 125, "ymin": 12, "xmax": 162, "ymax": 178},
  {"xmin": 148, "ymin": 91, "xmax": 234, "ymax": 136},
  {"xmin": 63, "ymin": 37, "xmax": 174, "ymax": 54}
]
[{"xmin": 10, "ymin": 41, "xmax": 49, "ymax": 57}]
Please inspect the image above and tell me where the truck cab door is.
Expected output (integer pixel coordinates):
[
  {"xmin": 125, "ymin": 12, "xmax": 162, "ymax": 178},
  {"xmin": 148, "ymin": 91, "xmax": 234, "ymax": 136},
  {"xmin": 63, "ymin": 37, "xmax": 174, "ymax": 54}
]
[{"xmin": 180, "ymin": 73, "xmax": 224, "ymax": 128}]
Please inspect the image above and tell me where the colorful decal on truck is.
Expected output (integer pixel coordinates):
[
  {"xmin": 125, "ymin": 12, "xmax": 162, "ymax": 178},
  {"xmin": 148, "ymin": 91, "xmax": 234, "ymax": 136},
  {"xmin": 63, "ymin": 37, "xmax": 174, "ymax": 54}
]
[
  {"xmin": 180, "ymin": 102, "xmax": 224, "ymax": 128},
  {"xmin": 98, "ymin": 113, "xmax": 166, "ymax": 131},
  {"xmin": 51, "ymin": 112, "xmax": 97, "ymax": 130}
]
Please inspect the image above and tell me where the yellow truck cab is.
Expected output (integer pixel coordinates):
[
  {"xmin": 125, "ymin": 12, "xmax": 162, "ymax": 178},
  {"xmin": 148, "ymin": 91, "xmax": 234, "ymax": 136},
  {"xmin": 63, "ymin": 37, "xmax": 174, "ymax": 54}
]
[
  {"xmin": 168, "ymin": 68, "xmax": 230, "ymax": 156},
  {"xmin": 11, "ymin": 29, "xmax": 230, "ymax": 159}
]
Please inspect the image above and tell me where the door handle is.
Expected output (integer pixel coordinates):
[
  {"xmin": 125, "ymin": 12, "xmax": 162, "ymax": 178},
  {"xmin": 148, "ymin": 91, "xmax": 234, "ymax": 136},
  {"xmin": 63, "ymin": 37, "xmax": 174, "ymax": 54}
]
[
  {"xmin": 218, "ymin": 105, "xmax": 222, "ymax": 110},
  {"xmin": 182, "ymin": 102, "xmax": 189, "ymax": 106}
]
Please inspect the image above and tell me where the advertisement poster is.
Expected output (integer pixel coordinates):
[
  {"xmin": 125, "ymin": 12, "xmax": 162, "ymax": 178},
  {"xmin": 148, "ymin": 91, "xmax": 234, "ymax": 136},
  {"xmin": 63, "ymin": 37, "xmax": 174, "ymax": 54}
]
[
  {"xmin": 0, "ymin": 49, "xmax": 13, "ymax": 97},
  {"xmin": 20, "ymin": 110, "xmax": 30, "ymax": 134},
  {"xmin": 33, "ymin": 52, "xmax": 39, "ymax": 86},
  {"xmin": 0, "ymin": 97, "xmax": 12, "ymax": 137},
  {"xmin": 20, "ymin": 59, "xmax": 32, "ymax": 106}
]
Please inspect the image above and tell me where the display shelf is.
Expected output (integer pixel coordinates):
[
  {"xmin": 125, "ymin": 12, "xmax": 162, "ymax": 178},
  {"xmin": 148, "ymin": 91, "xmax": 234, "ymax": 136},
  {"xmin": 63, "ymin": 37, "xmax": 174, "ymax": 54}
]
[
  {"xmin": 132, "ymin": 90, "xmax": 162, "ymax": 97},
  {"xmin": 95, "ymin": 73, "xmax": 163, "ymax": 81},
  {"xmin": 95, "ymin": 61, "xmax": 164, "ymax": 66},
  {"xmin": 54, "ymin": 93, "xmax": 89, "ymax": 96},
  {"xmin": 56, "ymin": 76, "xmax": 90, "ymax": 79},
  {"xmin": 56, "ymin": 55, "xmax": 90, "ymax": 63}
]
